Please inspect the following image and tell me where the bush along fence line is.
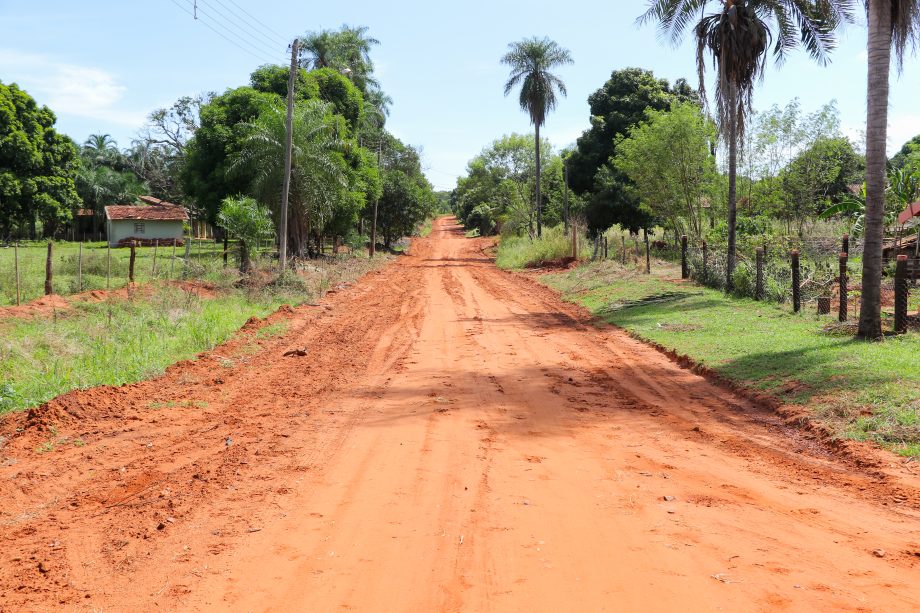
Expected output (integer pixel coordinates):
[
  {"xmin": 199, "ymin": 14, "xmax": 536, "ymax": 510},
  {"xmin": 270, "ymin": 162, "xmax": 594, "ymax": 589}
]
[{"xmin": 591, "ymin": 229, "xmax": 917, "ymax": 336}]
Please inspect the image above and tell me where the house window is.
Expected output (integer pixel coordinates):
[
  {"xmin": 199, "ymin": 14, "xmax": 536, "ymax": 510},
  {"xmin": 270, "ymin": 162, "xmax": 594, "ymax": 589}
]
[{"xmin": 134, "ymin": 222, "xmax": 145, "ymax": 234}]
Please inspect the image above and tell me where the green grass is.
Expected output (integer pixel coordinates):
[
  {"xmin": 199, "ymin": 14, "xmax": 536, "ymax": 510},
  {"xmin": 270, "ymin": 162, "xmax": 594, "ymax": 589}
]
[
  {"xmin": 0, "ymin": 239, "xmax": 257, "ymax": 306},
  {"xmin": 542, "ymin": 260, "xmax": 920, "ymax": 456},
  {"xmin": 416, "ymin": 218, "xmax": 434, "ymax": 238},
  {"xmin": 496, "ymin": 225, "xmax": 593, "ymax": 269},
  {"xmin": 0, "ymin": 253, "xmax": 392, "ymax": 416}
]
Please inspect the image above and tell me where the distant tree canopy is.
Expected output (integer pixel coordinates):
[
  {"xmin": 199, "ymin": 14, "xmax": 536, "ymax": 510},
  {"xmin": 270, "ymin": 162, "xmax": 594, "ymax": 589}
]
[
  {"xmin": 0, "ymin": 81, "xmax": 81, "ymax": 239},
  {"xmin": 451, "ymin": 133, "xmax": 578, "ymax": 237},
  {"xmin": 370, "ymin": 134, "xmax": 435, "ymax": 248}
]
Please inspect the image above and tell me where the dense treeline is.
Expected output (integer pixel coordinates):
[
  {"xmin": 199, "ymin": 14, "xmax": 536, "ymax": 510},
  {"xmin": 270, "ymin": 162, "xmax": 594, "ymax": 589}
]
[{"xmin": 0, "ymin": 24, "xmax": 434, "ymax": 260}]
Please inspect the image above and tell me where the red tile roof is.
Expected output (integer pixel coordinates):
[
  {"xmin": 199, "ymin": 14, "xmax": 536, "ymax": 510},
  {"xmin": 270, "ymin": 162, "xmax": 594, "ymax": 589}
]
[
  {"xmin": 138, "ymin": 195, "xmax": 181, "ymax": 207},
  {"xmin": 898, "ymin": 200, "xmax": 920, "ymax": 225},
  {"xmin": 76, "ymin": 209, "xmax": 94, "ymax": 217},
  {"xmin": 105, "ymin": 205, "xmax": 189, "ymax": 221}
]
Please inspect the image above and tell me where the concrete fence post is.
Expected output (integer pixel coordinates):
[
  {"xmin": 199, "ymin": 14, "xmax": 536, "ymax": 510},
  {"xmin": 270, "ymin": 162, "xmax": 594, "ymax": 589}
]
[{"xmin": 838, "ymin": 252, "xmax": 848, "ymax": 322}]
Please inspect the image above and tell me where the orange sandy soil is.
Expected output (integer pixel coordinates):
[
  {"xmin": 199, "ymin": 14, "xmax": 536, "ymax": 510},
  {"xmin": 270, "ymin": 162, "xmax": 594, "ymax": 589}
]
[{"xmin": 1, "ymin": 218, "xmax": 919, "ymax": 612}]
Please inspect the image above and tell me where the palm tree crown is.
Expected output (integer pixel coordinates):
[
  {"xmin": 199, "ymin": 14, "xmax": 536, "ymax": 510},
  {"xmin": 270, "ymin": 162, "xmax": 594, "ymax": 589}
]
[{"xmin": 501, "ymin": 37, "xmax": 573, "ymax": 129}]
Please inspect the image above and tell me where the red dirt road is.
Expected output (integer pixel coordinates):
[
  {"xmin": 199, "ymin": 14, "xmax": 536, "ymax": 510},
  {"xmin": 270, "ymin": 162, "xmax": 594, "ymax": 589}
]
[{"xmin": 2, "ymin": 217, "xmax": 920, "ymax": 612}]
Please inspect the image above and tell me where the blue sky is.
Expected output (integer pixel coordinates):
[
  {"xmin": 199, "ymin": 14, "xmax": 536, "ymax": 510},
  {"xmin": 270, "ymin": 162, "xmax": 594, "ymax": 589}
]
[{"xmin": 1, "ymin": 0, "xmax": 918, "ymax": 191}]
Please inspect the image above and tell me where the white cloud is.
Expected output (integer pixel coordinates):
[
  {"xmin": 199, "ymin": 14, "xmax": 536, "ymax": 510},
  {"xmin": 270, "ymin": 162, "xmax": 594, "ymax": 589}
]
[{"xmin": 0, "ymin": 49, "xmax": 146, "ymax": 126}]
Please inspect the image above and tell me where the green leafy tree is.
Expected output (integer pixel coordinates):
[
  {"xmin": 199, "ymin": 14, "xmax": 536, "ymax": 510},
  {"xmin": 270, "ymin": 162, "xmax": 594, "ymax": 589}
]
[
  {"xmin": 182, "ymin": 86, "xmax": 279, "ymax": 223},
  {"xmin": 376, "ymin": 167, "xmax": 435, "ymax": 248},
  {"xmin": 614, "ymin": 102, "xmax": 718, "ymax": 241},
  {"xmin": 0, "ymin": 81, "xmax": 80, "ymax": 239},
  {"xmin": 566, "ymin": 68, "xmax": 698, "ymax": 234},
  {"xmin": 641, "ymin": 0, "xmax": 848, "ymax": 290},
  {"xmin": 780, "ymin": 136, "xmax": 863, "ymax": 235},
  {"xmin": 859, "ymin": 0, "xmax": 920, "ymax": 338},
  {"xmin": 890, "ymin": 134, "xmax": 920, "ymax": 169},
  {"xmin": 217, "ymin": 196, "xmax": 274, "ymax": 272},
  {"xmin": 501, "ymin": 36, "xmax": 573, "ymax": 238}
]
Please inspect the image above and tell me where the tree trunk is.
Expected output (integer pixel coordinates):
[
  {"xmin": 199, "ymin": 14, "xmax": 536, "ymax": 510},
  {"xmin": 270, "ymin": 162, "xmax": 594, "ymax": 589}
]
[
  {"xmin": 535, "ymin": 123, "xmax": 542, "ymax": 238},
  {"xmin": 726, "ymin": 82, "xmax": 739, "ymax": 292},
  {"xmin": 239, "ymin": 242, "xmax": 250, "ymax": 274},
  {"xmin": 858, "ymin": 0, "xmax": 892, "ymax": 340}
]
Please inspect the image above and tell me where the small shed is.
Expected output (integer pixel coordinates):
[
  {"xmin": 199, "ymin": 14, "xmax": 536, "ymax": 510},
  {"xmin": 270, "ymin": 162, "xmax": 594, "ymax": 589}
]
[{"xmin": 105, "ymin": 204, "xmax": 188, "ymax": 247}]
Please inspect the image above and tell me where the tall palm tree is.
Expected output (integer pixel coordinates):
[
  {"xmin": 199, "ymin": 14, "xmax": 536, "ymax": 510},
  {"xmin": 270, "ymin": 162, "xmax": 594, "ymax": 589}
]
[
  {"xmin": 640, "ymin": 0, "xmax": 849, "ymax": 290},
  {"xmin": 858, "ymin": 0, "xmax": 919, "ymax": 339},
  {"xmin": 233, "ymin": 100, "xmax": 349, "ymax": 258},
  {"xmin": 502, "ymin": 37, "xmax": 573, "ymax": 238}
]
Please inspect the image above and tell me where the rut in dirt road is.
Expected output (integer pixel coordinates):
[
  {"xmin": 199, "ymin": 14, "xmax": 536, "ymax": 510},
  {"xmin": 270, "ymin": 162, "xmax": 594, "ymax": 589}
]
[{"xmin": 2, "ymin": 217, "xmax": 920, "ymax": 612}]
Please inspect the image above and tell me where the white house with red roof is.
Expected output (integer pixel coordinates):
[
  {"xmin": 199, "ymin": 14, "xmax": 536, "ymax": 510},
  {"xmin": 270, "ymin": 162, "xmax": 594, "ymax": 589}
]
[{"xmin": 104, "ymin": 198, "xmax": 189, "ymax": 247}]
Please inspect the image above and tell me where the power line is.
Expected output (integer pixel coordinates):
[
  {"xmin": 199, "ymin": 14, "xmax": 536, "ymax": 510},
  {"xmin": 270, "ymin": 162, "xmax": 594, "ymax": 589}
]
[
  {"xmin": 195, "ymin": 0, "xmax": 286, "ymax": 60},
  {"xmin": 168, "ymin": 0, "xmax": 283, "ymax": 65},
  {"xmin": 213, "ymin": 0, "xmax": 290, "ymax": 47}
]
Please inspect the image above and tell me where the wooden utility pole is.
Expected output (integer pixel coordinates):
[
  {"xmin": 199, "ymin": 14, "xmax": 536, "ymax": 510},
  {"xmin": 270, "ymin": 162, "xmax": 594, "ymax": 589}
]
[
  {"xmin": 279, "ymin": 38, "xmax": 299, "ymax": 272},
  {"xmin": 369, "ymin": 143, "xmax": 381, "ymax": 258}
]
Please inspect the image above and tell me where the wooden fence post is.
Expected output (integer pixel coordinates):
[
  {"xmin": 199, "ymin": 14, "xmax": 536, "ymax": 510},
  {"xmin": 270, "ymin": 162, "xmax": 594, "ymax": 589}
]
[
  {"xmin": 572, "ymin": 222, "xmax": 577, "ymax": 260},
  {"xmin": 14, "ymin": 243, "xmax": 21, "ymax": 305},
  {"xmin": 680, "ymin": 235, "xmax": 689, "ymax": 279},
  {"xmin": 152, "ymin": 239, "xmax": 159, "ymax": 277},
  {"xmin": 44, "ymin": 242, "xmax": 53, "ymax": 296},
  {"xmin": 894, "ymin": 255, "xmax": 908, "ymax": 334},
  {"xmin": 755, "ymin": 248, "xmax": 765, "ymax": 301},
  {"xmin": 621, "ymin": 234, "xmax": 626, "ymax": 265},
  {"xmin": 223, "ymin": 235, "xmax": 229, "ymax": 266},
  {"xmin": 702, "ymin": 240, "xmax": 708, "ymax": 278},
  {"xmin": 604, "ymin": 236, "xmax": 608, "ymax": 259},
  {"xmin": 838, "ymin": 252, "xmax": 848, "ymax": 322},
  {"xmin": 644, "ymin": 228, "xmax": 650, "ymax": 274},
  {"xmin": 791, "ymin": 249, "xmax": 801, "ymax": 313},
  {"xmin": 129, "ymin": 241, "xmax": 136, "ymax": 283},
  {"xmin": 842, "ymin": 234, "xmax": 850, "ymax": 256},
  {"xmin": 77, "ymin": 242, "xmax": 83, "ymax": 292},
  {"xmin": 634, "ymin": 236, "xmax": 640, "ymax": 264},
  {"xmin": 170, "ymin": 239, "xmax": 177, "ymax": 279}
]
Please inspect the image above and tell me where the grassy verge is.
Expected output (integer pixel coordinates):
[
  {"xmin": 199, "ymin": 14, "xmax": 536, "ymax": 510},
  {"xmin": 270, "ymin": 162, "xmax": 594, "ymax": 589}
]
[
  {"xmin": 0, "ymin": 253, "xmax": 392, "ymax": 415},
  {"xmin": 541, "ymin": 260, "xmax": 920, "ymax": 457},
  {"xmin": 496, "ymin": 225, "xmax": 594, "ymax": 269}
]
